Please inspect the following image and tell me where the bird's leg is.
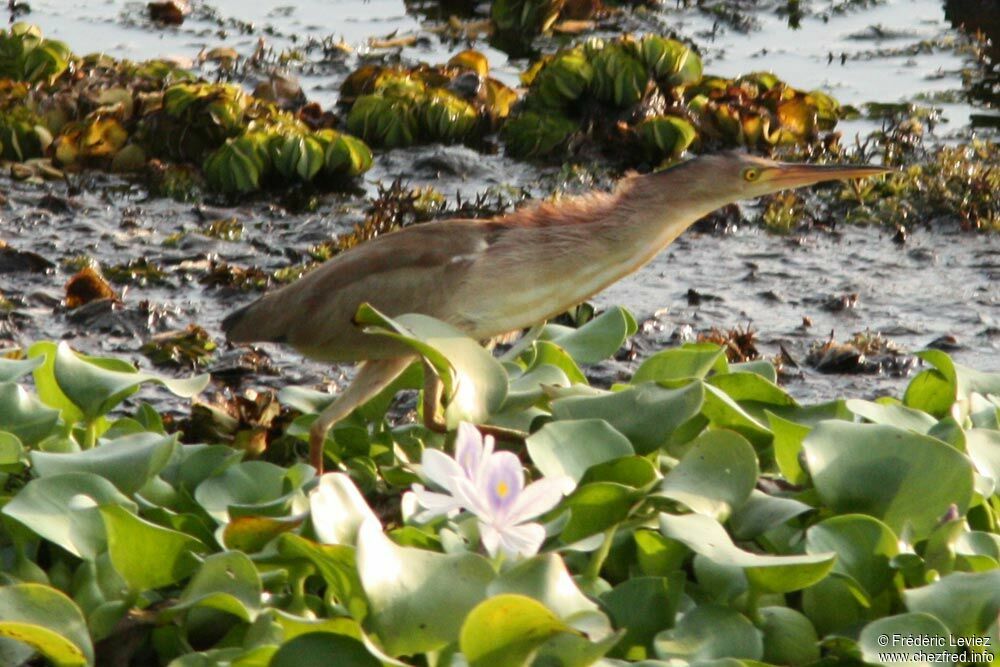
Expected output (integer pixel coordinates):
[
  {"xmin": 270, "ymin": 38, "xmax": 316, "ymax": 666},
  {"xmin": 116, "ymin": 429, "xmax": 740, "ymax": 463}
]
[
  {"xmin": 421, "ymin": 360, "xmax": 447, "ymax": 433},
  {"xmin": 309, "ymin": 356, "xmax": 414, "ymax": 473}
]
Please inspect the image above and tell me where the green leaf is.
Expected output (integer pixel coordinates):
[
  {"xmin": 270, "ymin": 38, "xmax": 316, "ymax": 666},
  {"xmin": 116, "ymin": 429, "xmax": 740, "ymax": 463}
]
[
  {"xmin": 276, "ymin": 534, "xmax": 368, "ymax": 621},
  {"xmin": 728, "ymin": 490, "xmax": 811, "ymax": 541},
  {"xmin": 194, "ymin": 460, "xmax": 314, "ymax": 523},
  {"xmin": 165, "ymin": 551, "xmax": 262, "ymax": 622},
  {"xmin": 542, "ymin": 306, "xmax": 637, "ymax": 364},
  {"xmin": 966, "ymin": 428, "xmax": 1000, "ymax": 494},
  {"xmin": 356, "ymin": 305, "xmax": 507, "ymax": 428},
  {"xmin": 859, "ymin": 613, "xmax": 953, "ymax": 667},
  {"xmin": 0, "ymin": 583, "xmax": 93, "ymax": 666},
  {"xmin": 903, "ymin": 570, "xmax": 1000, "ymax": 636},
  {"xmin": 653, "ymin": 605, "xmax": 762, "ymax": 662},
  {"xmin": 44, "ymin": 341, "xmax": 208, "ymax": 423},
  {"xmin": 30, "ymin": 432, "xmax": 178, "ymax": 495},
  {"xmin": 658, "ymin": 513, "xmax": 835, "ymax": 593},
  {"xmin": 805, "ymin": 514, "xmax": 899, "ymax": 600},
  {"xmin": 269, "ymin": 633, "xmax": 381, "ymax": 667},
  {"xmin": 356, "ymin": 519, "xmax": 494, "ymax": 656},
  {"xmin": 802, "ymin": 421, "xmax": 975, "ymax": 538},
  {"xmin": 903, "ymin": 349, "xmax": 1000, "ymax": 418},
  {"xmin": 759, "ymin": 607, "xmax": 819, "ymax": 666},
  {"xmin": 632, "ymin": 344, "xmax": 726, "ymax": 384},
  {"xmin": 2, "ymin": 472, "xmax": 137, "ymax": 558},
  {"xmin": 657, "ymin": 430, "xmax": 758, "ymax": 521},
  {"xmin": 460, "ymin": 594, "xmax": 573, "ymax": 667},
  {"xmin": 845, "ymin": 399, "xmax": 937, "ymax": 433},
  {"xmin": 562, "ymin": 482, "xmax": 640, "ymax": 542},
  {"xmin": 601, "ymin": 575, "xmax": 683, "ymax": 660},
  {"xmin": 701, "ymin": 385, "xmax": 772, "ymax": 449},
  {"xmin": 489, "ymin": 554, "xmax": 605, "ymax": 624},
  {"xmin": 707, "ymin": 372, "xmax": 797, "ymax": 407},
  {"xmin": 0, "ymin": 356, "xmax": 42, "ymax": 382},
  {"xmin": 527, "ymin": 419, "xmax": 634, "ymax": 484},
  {"xmin": 552, "ymin": 382, "xmax": 704, "ymax": 455},
  {"xmin": 0, "ymin": 381, "xmax": 61, "ymax": 446},
  {"xmin": 100, "ymin": 505, "xmax": 206, "ymax": 592},
  {"xmin": 766, "ymin": 411, "xmax": 810, "ymax": 486}
]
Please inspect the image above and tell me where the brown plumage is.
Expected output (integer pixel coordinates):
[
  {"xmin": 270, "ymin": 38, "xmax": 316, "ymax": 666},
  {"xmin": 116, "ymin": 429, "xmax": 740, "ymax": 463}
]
[{"xmin": 222, "ymin": 152, "xmax": 889, "ymax": 471}]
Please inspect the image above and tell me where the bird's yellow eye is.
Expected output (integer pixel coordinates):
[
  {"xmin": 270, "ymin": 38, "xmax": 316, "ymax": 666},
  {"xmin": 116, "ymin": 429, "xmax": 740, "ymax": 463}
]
[{"xmin": 743, "ymin": 168, "xmax": 761, "ymax": 182}]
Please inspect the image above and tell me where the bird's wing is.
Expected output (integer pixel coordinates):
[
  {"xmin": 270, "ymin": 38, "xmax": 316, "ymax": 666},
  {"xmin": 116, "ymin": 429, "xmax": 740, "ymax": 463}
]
[{"xmin": 224, "ymin": 220, "xmax": 495, "ymax": 361}]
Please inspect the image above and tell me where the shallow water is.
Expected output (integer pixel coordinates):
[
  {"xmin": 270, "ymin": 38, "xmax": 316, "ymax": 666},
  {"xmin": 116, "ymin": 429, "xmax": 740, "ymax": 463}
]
[{"xmin": 1, "ymin": 0, "xmax": 997, "ymax": 409}]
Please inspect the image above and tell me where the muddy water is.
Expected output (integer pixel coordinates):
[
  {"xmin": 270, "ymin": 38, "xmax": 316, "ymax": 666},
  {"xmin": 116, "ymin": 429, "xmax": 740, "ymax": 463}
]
[{"xmin": 1, "ymin": 0, "xmax": 998, "ymax": 410}]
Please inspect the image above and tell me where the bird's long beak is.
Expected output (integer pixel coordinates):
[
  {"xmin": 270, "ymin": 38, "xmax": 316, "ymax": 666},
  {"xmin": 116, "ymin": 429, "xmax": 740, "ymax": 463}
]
[{"xmin": 767, "ymin": 161, "xmax": 892, "ymax": 188}]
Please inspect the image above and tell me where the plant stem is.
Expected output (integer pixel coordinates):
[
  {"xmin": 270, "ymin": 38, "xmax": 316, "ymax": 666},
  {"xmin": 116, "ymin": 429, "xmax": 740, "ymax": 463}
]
[
  {"xmin": 83, "ymin": 420, "xmax": 97, "ymax": 449},
  {"xmin": 584, "ymin": 526, "xmax": 617, "ymax": 580}
]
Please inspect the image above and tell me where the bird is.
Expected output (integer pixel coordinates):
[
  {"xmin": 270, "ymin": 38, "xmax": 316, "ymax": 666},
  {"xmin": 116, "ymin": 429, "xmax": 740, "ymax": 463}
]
[{"xmin": 222, "ymin": 151, "xmax": 888, "ymax": 472}]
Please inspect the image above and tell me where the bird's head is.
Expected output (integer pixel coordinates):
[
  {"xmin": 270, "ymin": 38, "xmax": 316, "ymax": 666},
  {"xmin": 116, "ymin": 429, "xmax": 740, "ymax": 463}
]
[{"xmin": 651, "ymin": 151, "xmax": 891, "ymax": 216}]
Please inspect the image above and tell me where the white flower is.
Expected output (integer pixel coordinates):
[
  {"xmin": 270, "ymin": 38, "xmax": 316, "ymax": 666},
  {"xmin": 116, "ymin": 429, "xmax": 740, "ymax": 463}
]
[{"xmin": 411, "ymin": 422, "xmax": 571, "ymax": 559}]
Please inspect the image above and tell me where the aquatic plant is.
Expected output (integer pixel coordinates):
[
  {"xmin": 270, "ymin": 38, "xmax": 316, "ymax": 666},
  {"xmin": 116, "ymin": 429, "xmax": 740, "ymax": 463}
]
[
  {"xmin": 0, "ymin": 307, "xmax": 996, "ymax": 664},
  {"xmin": 504, "ymin": 34, "xmax": 845, "ymax": 163},
  {"xmin": 340, "ymin": 51, "xmax": 517, "ymax": 149}
]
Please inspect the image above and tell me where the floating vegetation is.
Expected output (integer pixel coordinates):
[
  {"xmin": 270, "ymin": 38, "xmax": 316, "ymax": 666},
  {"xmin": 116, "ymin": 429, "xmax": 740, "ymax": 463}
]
[
  {"xmin": 0, "ymin": 23, "xmax": 374, "ymax": 197},
  {"xmin": 503, "ymin": 34, "xmax": 844, "ymax": 163},
  {"xmin": 1, "ymin": 313, "xmax": 997, "ymax": 664},
  {"xmin": 806, "ymin": 329, "xmax": 913, "ymax": 374},
  {"xmin": 63, "ymin": 266, "xmax": 117, "ymax": 309},
  {"xmin": 340, "ymin": 50, "xmax": 517, "ymax": 149},
  {"xmin": 141, "ymin": 323, "xmax": 217, "ymax": 368}
]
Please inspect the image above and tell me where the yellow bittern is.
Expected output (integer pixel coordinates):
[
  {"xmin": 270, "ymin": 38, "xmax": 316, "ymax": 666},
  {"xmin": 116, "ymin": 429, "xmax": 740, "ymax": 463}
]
[{"xmin": 223, "ymin": 152, "xmax": 887, "ymax": 471}]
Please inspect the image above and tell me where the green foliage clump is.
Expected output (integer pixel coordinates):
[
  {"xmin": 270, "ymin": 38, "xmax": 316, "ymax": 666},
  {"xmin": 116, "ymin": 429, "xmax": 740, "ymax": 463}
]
[
  {"xmin": 0, "ymin": 305, "xmax": 998, "ymax": 665},
  {"xmin": 504, "ymin": 34, "xmax": 843, "ymax": 164},
  {"xmin": 0, "ymin": 23, "xmax": 71, "ymax": 84},
  {"xmin": 339, "ymin": 52, "xmax": 517, "ymax": 149}
]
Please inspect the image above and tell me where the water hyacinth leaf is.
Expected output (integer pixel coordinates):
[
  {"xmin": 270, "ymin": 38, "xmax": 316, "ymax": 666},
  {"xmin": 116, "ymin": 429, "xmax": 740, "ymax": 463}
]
[
  {"xmin": 164, "ymin": 551, "xmax": 262, "ymax": 622},
  {"xmin": 356, "ymin": 519, "xmax": 494, "ymax": 656},
  {"xmin": 903, "ymin": 570, "xmax": 1000, "ymax": 637},
  {"xmin": 29, "ymin": 431, "xmax": 178, "ymax": 495},
  {"xmin": 562, "ymin": 482, "xmax": 640, "ymax": 543},
  {"xmin": 701, "ymin": 385, "xmax": 773, "ymax": 449},
  {"xmin": 194, "ymin": 460, "xmax": 314, "ymax": 523},
  {"xmin": 653, "ymin": 605, "xmax": 763, "ymax": 662},
  {"xmin": 580, "ymin": 455, "xmax": 658, "ymax": 488},
  {"xmin": 657, "ymin": 430, "xmax": 758, "ymax": 521},
  {"xmin": 222, "ymin": 515, "xmax": 303, "ymax": 553},
  {"xmin": 632, "ymin": 344, "xmax": 726, "ymax": 384},
  {"xmin": 2, "ymin": 472, "xmax": 137, "ymax": 558},
  {"xmin": 0, "ymin": 381, "xmax": 61, "ymax": 446},
  {"xmin": 269, "ymin": 633, "xmax": 381, "ymax": 667},
  {"xmin": 100, "ymin": 504, "xmax": 206, "ymax": 592},
  {"xmin": 499, "ymin": 362, "xmax": 571, "ymax": 415},
  {"xmin": 527, "ymin": 419, "xmax": 634, "ymax": 484},
  {"xmin": 637, "ymin": 116, "xmax": 698, "ymax": 162},
  {"xmin": 501, "ymin": 111, "xmax": 578, "ymax": 159},
  {"xmin": 459, "ymin": 594, "xmax": 573, "ymax": 667},
  {"xmin": 541, "ymin": 306, "xmax": 637, "ymax": 364},
  {"xmin": 601, "ymin": 575, "xmax": 683, "ymax": 659},
  {"xmin": 309, "ymin": 472, "xmax": 380, "ymax": 546},
  {"xmin": 276, "ymin": 534, "xmax": 368, "ymax": 621},
  {"xmin": 0, "ymin": 431, "xmax": 23, "ymax": 468},
  {"xmin": 844, "ymin": 399, "xmax": 937, "ymax": 433},
  {"xmin": 37, "ymin": 341, "xmax": 208, "ymax": 424},
  {"xmin": 758, "ymin": 607, "xmax": 820, "ymax": 666},
  {"xmin": 707, "ymin": 372, "xmax": 797, "ymax": 408},
  {"xmin": 489, "ymin": 554, "xmax": 604, "ymax": 624},
  {"xmin": 802, "ymin": 421, "xmax": 975, "ymax": 538},
  {"xmin": 356, "ymin": 306, "xmax": 507, "ymax": 428},
  {"xmin": 858, "ymin": 613, "xmax": 953, "ymax": 667},
  {"xmin": 904, "ymin": 350, "xmax": 1000, "ymax": 418},
  {"xmin": 634, "ymin": 529, "xmax": 688, "ymax": 576},
  {"xmin": 324, "ymin": 134, "xmax": 373, "ymax": 178},
  {"xmin": 728, "ymin": 490, "xmax": 811, "ymax": 541},
  {"xmin": 0, "ymin": 355, "xmax": 42, "ymax": 382},
  {"xmin": 525, "ymin": 340, "xmax": 587, "ymax": 385},
  {"xmin": 552, "ymin": 381, "xmax": 704, "ymax": 455},
  {"xmin": 0, "ymin": 584, "xmax": 94, "ymax": 666},
  {"xmin": 805, "ymin": 514, "xmax": 898, "ymax": 600},
  {"xmin": 766, "ymin": 411, "xmax": 810, "ymax": 485},
  {"xmin": 659, "ymin": 513, "xmax": 835, "ymax": 593},
  {"xmin": 965, "ymin": 429, "xmax": 1000, "ymax": 490}
]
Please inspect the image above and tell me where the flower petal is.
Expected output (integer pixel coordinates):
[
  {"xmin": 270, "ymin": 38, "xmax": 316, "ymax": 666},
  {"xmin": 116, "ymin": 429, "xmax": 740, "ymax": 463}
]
[
  {"xmin": 496, "ymin": 522, "xmax": 546, "ymax": 558},
  {"xmin": 505, "ymin": 476, "xmax": 571, "ymax": 525},
  {"xmin": 454, "ymin": 422, "xmax": 484, "ymax": 479},
  {"xmin": 451, "ymin": 475, "xmax": 494, "ymax": 519},
  {"xmin": 479, "ymin": 522, "xmax": 502, "ymax": 558},
  {"xmin": 421, "ymin": 448, "xmax": 465, "ymax": 492},
  {"xmin": 411, "ymin": 484, "xmax": 463, "ymax": 518},
  {"xmin": 482, "ymin": 451, "xmax": 525, "ymax": 521}
]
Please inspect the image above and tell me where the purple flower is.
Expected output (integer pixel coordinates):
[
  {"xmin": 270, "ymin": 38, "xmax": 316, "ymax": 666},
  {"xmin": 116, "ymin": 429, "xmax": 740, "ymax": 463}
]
[{"xmin": 411, "ymin": 422, "xmax": 571, "ymax": 559}]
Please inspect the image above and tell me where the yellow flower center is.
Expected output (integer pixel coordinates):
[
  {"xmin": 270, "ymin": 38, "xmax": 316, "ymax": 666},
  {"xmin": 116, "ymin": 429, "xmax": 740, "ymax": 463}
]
[{"xmin": 496, "ymin": 481, "xmax": 509, "ymax": 498}]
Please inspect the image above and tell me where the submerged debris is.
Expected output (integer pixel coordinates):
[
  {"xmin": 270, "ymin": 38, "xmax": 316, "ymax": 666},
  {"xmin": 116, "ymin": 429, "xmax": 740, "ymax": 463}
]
[
  {"xmin": 64, "ymin": 266, "xmax": 117, "ymax": 309},
  {"xmin": 806, "ymin": 330, "xmax": 914, "ymax": 375},
  {"xmin": 141, "ymin": 324, "xmax": 217, "ymax": 368},
  {"xmin": 697, "ymin": 324, "xmax": 760, "ymax": 362}
]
